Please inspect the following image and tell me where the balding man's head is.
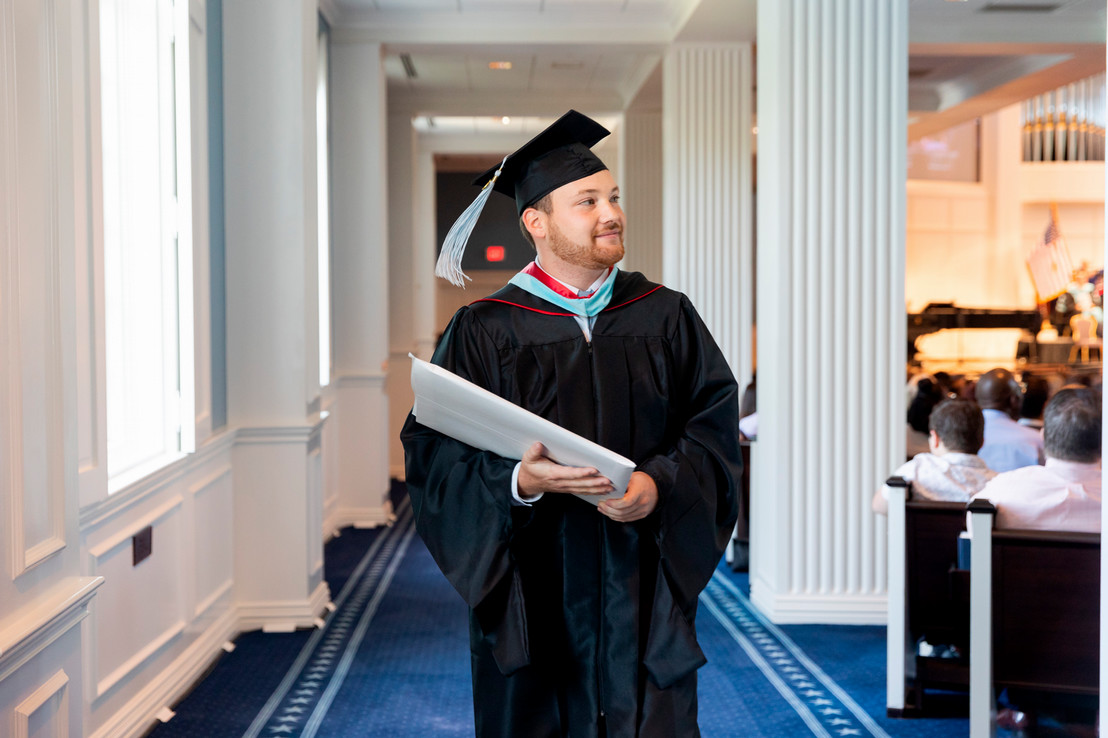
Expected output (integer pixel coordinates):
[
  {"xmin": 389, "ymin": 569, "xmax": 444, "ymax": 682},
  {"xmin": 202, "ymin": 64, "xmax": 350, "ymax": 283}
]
[
  {"xmin": 974, "ymin": 368, "xmax": 1022, "ymax": 417},
  {"xmin": 1043, "ymin": 387, "xmax": 1102, "ymax": 463}
]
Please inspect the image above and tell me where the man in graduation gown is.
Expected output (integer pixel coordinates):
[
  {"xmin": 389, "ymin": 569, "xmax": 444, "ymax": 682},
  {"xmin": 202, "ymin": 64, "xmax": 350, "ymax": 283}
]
[{"xmin": 401, "ymin": 110, "xmax": 742, "ymax": 738}]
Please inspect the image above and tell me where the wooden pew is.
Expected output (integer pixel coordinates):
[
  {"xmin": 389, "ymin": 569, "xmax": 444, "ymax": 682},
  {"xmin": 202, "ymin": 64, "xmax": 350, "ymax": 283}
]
[
  {"xmin": 885, "ymin": 477, "xmax": 970, "ymax": 716},
  {"xmin": 967, "ymin": 499, "xmax": 1100, "ymax": 738}
]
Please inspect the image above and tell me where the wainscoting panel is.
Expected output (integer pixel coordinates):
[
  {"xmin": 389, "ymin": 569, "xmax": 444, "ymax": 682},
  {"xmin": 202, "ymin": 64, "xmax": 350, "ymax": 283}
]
[
  {"xmin": 82, "ymin": 438, "xmax": 237, "ymax": 737},
  {"xmin": 87, "ymin": 497, "xmax": 186, "ymax": 699},
  {"xmin": 2, "ymin": 0, "xmax": 68, "ymax": 580},
  {"xmin": 188, "ymin": 465, "xmax": 233, "ymax": 621}
]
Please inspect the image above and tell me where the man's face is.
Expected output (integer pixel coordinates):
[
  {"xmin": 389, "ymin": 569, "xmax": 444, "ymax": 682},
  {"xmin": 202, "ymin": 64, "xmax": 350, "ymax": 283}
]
[{"xmin": 539, "ymin": 170, "xmax": 625, "ymax": 271}]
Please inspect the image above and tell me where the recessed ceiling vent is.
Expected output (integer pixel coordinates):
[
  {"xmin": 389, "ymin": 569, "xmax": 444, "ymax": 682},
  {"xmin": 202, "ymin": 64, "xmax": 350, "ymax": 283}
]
[
  {"xmin": 980, "ymin": 2, "xmax": 1061, "ymax": 12},
  {"xmin": 400, "ymin": 53, "xmax": 417, "ymax": 80}
]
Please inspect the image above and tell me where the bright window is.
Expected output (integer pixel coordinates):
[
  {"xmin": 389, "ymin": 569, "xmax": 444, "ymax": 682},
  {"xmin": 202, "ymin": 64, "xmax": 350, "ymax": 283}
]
[
  {"xmin": 100, "ymin": 0, "xmax": 194, "ymax": 485},
  {"xmin": 317, "ymin": 23, "xmax": 332, "ymax": 389}
]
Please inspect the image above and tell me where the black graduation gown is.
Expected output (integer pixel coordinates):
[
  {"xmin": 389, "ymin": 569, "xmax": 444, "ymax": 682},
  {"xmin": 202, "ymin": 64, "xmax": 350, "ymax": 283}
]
[{"xmin": 400, "ymin": 270, "xmax": 742, "ymax": 738}]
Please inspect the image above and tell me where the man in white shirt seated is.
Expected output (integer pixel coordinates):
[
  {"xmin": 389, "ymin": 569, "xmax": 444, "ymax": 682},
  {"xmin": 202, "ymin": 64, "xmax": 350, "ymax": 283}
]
[
  {"xmin": 873, "ymin": 399, "xmax": 996, "ymax": 515},
  {"xmin": 975, "ymin": 368, "xmax": 1044, "ymax": 472},
  {"xmin": 971, "ymin": 386, "xmax": 1101, "ymax": 533}
]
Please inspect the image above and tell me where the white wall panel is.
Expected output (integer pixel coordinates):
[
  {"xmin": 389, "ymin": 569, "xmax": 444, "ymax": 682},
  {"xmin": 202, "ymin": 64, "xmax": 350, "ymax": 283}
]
[
  {"xmin": 188, "ymin": 466, "xmax": 233, "ymax": 619},
  {"xmin": 333, "ymin": 378, "xmax": 391, "ymax": 528},
  {"xmin": 328, "ymin": 39, "xmax": 392, "ymax": 513},
  {"xmin": 73, "ymin": 0, "xmax": 108, "ymax": 510},
  {"xmin": 662, "ymin": 43, "xmax": 754, "ymax": 391},
  {"xmin": 620, "ymin": 111, "xmax": 663, "ymax": 282},
  {"xmin": 80, "ymin": 438, "xmax": 237, "ymax": 738},
  {"xmin": 223, "ymin": 0, "xmax": 318, "ymax": 425},
  {"xmin": 0, "ymin": 622, "xmax": 90, "ymax": 738},
  {"xmin": 13, "ymin": 669, "xmax": 69, "ymax": 738},
  {"xmin": 87, "ymin": 498, "xmax": 185, "ymax": 698},
  {"xmin": 3, "ymin": 0, "xmax": 68, "ymax": 579},
  {"xmin": 753, "ymin": 0, "xmax": 906, "ymax": 624},
  {"xmin": 307, "ymin": 442, "xmax": 324, "ymax": 585}
]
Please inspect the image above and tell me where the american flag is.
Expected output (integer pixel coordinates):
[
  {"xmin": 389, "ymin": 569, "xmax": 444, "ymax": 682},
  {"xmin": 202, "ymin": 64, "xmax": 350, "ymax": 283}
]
[{"xmin": 1026, "ymin": 207, "xmax": 1073, "ymax": 302}]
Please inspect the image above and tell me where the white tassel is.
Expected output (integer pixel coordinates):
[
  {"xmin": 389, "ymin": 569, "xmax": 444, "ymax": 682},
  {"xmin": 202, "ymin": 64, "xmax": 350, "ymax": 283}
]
[{"xmin": 435, "ymin": 156, "xmax": 508, "ymax": 287}]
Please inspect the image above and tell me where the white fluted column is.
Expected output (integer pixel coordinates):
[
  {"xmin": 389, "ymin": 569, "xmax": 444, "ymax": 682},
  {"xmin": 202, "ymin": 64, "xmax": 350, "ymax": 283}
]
[
  {"xmin": 223, "ymin": 0, "xmax": 329, "ymax": 627},
  {"xmin": 662, "ymin": 44, "xmax": 755, "ymax": 391},
  {"xmin": 752, "ymin": 0, "xmax": 907, "ymax": 623},
  {"xmin": 329, "ymin": 37, "xmax": 391, "ymax": 524},
  {"xmin": 620, "ymin": 111, "xmax": 663, "ymax": 281}
]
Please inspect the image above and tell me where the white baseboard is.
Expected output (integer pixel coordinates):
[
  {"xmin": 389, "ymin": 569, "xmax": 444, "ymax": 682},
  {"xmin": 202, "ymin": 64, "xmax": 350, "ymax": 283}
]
[
  {"xmin": 87, "ymin": 606, "xmax": 239, "ymax": 738},
  {"xmin": 749, "ymin": 586, "xmax": 889, "ymax": 626},
  {"xmin": 325, "ymin": 503, "xmax": 394, "ymax": 532},
  {"xmin": 236, "ymin": 581, "xmax": 331, "ymax": 633}
]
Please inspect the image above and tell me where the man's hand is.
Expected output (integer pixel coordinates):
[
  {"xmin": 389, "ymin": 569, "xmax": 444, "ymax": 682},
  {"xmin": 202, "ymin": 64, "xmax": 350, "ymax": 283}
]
[
  {"xmin": 517, "ymin": 442, "xmax": 615, "ymax": 499},
  {"xmin": 598, "ymin": 471, "xmax": 658, "ymax": 523}
]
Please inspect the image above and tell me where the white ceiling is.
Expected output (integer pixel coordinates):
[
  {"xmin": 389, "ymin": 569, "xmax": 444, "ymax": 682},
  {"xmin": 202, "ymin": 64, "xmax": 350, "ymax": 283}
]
[{"xmin": 320, "ymin": 0, "xmax": 1105, "ymax": 139}]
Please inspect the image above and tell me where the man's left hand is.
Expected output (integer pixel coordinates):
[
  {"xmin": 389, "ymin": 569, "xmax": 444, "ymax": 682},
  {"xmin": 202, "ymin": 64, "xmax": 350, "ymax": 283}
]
[{"xmin": 598, "ymin": 471, "xmax": 658, "ymax": 523}]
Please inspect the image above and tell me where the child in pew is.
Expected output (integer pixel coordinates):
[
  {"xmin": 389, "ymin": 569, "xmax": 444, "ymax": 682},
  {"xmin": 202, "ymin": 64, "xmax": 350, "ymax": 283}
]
[{"xmin": 874, "ymin": 399, "xmax": 996, "ymax": 516}]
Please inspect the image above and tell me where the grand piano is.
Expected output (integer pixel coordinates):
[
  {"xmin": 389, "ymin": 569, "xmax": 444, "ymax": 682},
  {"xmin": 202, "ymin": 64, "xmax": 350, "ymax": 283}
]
[{"xmin": 907, "ymin": 302, "xmax": 1042, "ymax": 359}]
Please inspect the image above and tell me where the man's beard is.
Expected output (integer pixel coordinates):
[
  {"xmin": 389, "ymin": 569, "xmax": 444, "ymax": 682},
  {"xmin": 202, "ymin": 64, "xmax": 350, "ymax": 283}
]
[{"xmin": 547, "ymin": 219, "xmax": 625, "ymax": 271}]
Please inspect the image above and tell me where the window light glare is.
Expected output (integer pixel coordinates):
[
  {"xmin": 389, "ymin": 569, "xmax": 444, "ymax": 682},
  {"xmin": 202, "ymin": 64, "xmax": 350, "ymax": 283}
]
[{"xmin": 501, "ymin": 116, "xmax": 511, "ymax": 125}]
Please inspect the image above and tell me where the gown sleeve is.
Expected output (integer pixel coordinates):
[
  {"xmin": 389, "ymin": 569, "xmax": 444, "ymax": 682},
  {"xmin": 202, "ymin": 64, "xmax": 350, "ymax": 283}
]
[
  {"xmin": 636, "ymin": 295, "xmax": 743, "ymax": 612},
  {"xmin": 400, "ymin": 308, "xmax": 523, "ymax": 614}
]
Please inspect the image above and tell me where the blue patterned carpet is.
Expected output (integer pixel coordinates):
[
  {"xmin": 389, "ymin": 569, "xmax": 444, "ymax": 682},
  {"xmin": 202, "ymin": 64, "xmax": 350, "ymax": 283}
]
[{"xmin": 149, "ymin": 497, "xmax": 987, "ymax": 737}]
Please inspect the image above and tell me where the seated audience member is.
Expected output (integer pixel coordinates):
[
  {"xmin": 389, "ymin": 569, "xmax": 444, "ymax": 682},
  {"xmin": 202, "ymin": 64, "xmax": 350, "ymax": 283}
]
[
  {"xmin": 739, "ymin": 375, "xmax": 757, "ymax": 441},
  {"xmin": 972, "ymin": 386, "xmax": 1101, "ymax": 532},
  {"xmin": 1017, "ymin": 374, "xmax": 1050, "ymax": 430},
  {"xmin": 874, "ymin": 399, "xmax": 996, "ymax": 515},
  {"xmin": 906, "ymin": 376, "xmax": 942, "ymax": 458},
  {"xmin": 975, "ymin": 368, "xmax": 1044, "ymax": 472},
  {"xmin": 932, "ymin": 370, "xmax": 964, "ymax": 401}
]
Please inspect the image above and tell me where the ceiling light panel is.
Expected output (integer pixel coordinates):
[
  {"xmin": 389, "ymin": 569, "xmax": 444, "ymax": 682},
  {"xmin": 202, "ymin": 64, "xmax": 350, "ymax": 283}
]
[
  {"xmin": 374, "ymin": 0, "xmax": 456, "ymax": 7},
  {"xmin": 542, "ymin": 0, "xmax": 627, "ymax": 7},
  {"xmin": 372, "ymin": 0, "xmax": 456, "ymax": 8},
  {"xmin": 531, "ymin": 54, "xmax": 600, "ymax": 89},
  {"xmin": 399, "ymin": 55, "xmax": 470, "ymax": 89},
  {"xmin": 466, "ymin": 55, "xmax": 531, "ymax": 90},
  {"xmin": 591, "ymin": 53, "xmax": 651, "ymax": 89},
  {"xmin": 461, "ymin": 0, "xmax": 545, "ymax": 9}
]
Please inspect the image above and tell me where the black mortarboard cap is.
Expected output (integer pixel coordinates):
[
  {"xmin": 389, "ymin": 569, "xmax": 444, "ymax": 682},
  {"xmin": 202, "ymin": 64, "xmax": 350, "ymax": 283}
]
[
  {"xmin": 475, "ymin": 110, "xmax": 611, "ymax": 214},
  {"xmin": 435, "ymin": 110, "xmax": 611, "ymax": 287}
]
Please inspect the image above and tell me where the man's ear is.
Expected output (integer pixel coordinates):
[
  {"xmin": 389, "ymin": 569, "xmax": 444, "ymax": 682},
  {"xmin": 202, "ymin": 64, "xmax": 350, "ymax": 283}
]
[
  {"xmin": 928, "ymin": 429, "xmax": 941, "ymax": 451},
  {"xmin": 521, "ymin": 207, "xmax": 545, "ymax": 241}
]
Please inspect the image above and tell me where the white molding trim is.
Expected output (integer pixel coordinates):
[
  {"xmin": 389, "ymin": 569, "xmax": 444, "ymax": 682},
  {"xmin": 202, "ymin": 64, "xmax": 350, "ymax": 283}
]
[
  {"xmin": 234, "ymin": 415, "xmax": 328, "ymax": 447},
  {"xmin": 13, "ymin": 669, "xmax": 70, "ymax": 738},
  {"xmin": 193, "ymin": 580, "xmax": 233, "ymax": 622},
  {"xmin": 79, "ymin": 430, "xmax": 235, "ymax": 528},
  {"xmin": 95, "ymin": 620, "xmax": 186, "ymax": 699},
  {"xmin": 749, "ymin": 587, "xmax": 889, "ymax": 626},
  {"xmin": 236, "ymin": 581, "xmax": 331, "ymax": 633},
  {"xmin": 86, "ymin": 496, "xmax": 183, "ymax": 560},
  {"xmin": 0, "ymin": 577, "xmax": 103, "ymax": 683},
  {"xmin": 86, "ymin": 606, "xmax": 238, "ymax": 738},
  {"xmin": 333, "ymin": 373, "xmax": 387, "ymax": 389},
  {"xmin": 6, "ymin": 0, "xmax": 68, "ymax": 580},
  {"xmin": 328, "ymin": 504, "xmax": 393, "ymax": 531},
  {"xmin": 317, "ymin": 0, "xmax": 342, "ymax": 26},
  {"xmin": 186, "ymin": 464, "xmax": 231, "ymax": 497}
]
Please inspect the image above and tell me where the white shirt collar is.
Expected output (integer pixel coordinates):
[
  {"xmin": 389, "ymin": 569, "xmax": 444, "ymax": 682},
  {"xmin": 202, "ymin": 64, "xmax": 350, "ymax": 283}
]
[{"xmin": 533, "ymin": 256, "xmax": 607, "ymax": 297}]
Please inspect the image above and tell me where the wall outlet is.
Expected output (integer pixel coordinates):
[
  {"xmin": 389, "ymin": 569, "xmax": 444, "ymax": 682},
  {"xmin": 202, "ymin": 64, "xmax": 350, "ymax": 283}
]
[{"xmin": 133, "ymin": 525, "xmax": 153, "ymax": 566}]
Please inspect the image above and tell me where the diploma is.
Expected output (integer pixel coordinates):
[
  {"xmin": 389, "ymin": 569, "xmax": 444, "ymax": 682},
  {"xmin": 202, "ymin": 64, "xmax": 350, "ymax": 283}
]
[{"xmin": 409, "ymin": 355, "xmax": 633, "ymax": 504}]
